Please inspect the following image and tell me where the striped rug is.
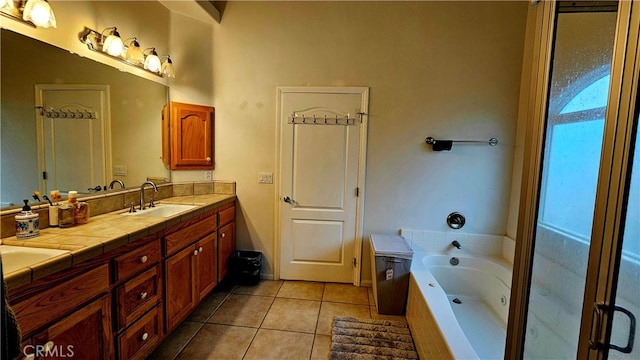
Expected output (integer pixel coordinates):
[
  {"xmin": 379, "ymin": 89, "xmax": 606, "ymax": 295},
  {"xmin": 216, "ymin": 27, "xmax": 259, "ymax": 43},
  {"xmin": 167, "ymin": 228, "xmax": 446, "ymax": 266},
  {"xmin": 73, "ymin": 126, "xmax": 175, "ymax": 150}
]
[{"xmin": 331, "ymin": 316, "xmax": 419, "ymax": 360}]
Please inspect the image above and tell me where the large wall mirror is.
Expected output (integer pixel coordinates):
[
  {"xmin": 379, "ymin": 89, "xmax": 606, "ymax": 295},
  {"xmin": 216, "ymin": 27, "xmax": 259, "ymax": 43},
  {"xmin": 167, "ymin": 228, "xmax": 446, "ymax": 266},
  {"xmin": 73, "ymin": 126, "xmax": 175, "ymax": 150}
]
[{"xmin": 1, "ymin": 29, "xmax": 170, "ymax": 209}]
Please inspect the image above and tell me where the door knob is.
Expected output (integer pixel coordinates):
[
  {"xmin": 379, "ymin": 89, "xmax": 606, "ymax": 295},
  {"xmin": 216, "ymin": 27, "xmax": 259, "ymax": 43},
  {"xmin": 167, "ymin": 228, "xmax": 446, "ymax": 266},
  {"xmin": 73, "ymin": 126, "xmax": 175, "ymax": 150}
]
[{"xmin": 283, "ymin": 196, "xmax": 295, "ymax": 204}]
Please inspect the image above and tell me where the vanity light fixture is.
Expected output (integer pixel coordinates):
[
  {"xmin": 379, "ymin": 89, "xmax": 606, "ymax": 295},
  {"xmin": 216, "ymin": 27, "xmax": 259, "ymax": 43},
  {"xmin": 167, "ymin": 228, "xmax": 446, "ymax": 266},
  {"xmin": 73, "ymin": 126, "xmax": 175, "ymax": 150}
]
[
  {"xmin": 124, "ymin": 37, "xmax": 144, "ymax": 64},
  {"xmin": 78, "ymin": 26, "xmax": 175, "ymax": 78},
  {"xmin": 101, "ymin": 26, "xmax": 123, "ymax": 57},
  {"xmin": 143, "ymin": 47, "xmax": 161, "ymax": 73},
  {"xmin": 161, "ymin": 55, "xmax": 175, "ymax": 78},
  {"xmin": 0, "ymin": 0, "xmax": 56, "ymax": 28}
]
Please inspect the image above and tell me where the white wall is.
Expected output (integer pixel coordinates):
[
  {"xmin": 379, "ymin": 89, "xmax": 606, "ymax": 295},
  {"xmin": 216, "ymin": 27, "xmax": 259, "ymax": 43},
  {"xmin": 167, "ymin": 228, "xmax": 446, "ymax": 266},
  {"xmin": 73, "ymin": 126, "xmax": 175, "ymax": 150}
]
[{"xmin": 210, "ymin": 1, "xmax": 528, "ymax": 282}]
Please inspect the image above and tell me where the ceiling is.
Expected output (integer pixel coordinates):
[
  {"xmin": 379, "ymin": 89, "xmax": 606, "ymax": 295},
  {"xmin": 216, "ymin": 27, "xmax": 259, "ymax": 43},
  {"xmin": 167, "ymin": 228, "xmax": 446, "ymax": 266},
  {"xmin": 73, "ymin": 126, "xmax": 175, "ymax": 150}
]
[{"xmin": 158, "ymin": 0, "xmax": 221, "ymax": 24}]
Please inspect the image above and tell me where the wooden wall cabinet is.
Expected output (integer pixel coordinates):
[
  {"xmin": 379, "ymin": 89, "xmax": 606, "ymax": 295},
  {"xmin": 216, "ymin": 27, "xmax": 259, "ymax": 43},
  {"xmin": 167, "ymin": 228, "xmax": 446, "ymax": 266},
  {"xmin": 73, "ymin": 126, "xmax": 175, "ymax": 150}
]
[{"xmin": 163, "ymin": 102, "xmax": 215, "ymax": 170}]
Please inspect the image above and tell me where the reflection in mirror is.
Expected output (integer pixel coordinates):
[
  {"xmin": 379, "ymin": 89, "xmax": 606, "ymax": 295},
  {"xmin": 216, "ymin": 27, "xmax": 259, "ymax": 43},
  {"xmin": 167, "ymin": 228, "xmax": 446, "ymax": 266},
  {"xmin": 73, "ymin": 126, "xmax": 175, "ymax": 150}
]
[{"xmin": 1, "ymin": 29, "xmax": 170, "ymax": 209}]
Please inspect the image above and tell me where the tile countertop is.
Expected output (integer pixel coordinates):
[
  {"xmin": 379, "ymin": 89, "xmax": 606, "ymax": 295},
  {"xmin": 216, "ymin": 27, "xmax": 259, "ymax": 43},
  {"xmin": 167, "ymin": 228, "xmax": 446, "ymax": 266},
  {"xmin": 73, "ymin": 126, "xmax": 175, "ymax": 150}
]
[{"xmin": 1, "ymin": 194, "xmax": 236, "ymax": 290}]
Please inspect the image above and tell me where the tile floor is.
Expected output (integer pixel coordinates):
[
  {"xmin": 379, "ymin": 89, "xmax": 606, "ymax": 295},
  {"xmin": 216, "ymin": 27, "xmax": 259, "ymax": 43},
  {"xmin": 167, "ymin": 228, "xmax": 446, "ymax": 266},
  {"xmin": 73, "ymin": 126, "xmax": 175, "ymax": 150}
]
[{"xmin": 147, "ymin": 280, "xmax": 406, "ymax": 360}]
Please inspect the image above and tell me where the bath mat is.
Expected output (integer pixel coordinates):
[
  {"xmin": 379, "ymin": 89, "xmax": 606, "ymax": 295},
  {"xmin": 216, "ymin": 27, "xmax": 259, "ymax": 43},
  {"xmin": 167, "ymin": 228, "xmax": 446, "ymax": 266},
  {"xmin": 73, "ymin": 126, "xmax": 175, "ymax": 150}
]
[{"xmin": 331, "ymin": 316, "xmax": 418, "ymax": 360}]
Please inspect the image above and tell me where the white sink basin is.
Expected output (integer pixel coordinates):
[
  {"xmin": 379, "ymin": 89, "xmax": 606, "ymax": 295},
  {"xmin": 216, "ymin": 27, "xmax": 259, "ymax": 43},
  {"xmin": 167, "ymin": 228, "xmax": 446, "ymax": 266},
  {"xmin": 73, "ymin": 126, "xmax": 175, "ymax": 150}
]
[
  {"xmin": 120, "ymin": 203, "xmax": 197, "ymax": 218},
  {"xmin": 0, "ymin": 246, "xmax": 69, "ymax": 274}
]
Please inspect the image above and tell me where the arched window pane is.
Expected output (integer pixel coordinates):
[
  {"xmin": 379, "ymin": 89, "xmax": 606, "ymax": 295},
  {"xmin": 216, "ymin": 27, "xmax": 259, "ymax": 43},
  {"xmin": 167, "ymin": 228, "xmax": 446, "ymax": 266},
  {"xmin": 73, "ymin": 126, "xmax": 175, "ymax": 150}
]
[{"xmin": 559, "ymin": 74, "xmax": 610, "ymax": 114}]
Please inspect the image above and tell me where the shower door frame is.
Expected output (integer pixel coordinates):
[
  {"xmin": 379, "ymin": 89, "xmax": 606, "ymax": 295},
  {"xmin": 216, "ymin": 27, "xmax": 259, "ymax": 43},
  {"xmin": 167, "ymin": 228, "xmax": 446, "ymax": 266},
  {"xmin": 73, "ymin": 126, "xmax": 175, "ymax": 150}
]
[{"xmin": 507, "ymin": 0, "xmax": 640, "ymax": 359}]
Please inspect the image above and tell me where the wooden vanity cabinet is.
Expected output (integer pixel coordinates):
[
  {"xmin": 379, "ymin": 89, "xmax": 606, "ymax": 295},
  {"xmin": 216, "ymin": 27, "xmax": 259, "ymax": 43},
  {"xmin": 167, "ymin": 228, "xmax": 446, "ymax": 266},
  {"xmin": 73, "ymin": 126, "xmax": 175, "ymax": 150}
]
[
  {"xmin": 112, "ymin": 236, "xmax": 163, "ymax": 360},
  {"xmin": 217, "ymin": 205, "xmax": 236, "ymax": 282},
  {"xmin": 164, "ymin": 211, "xmax": 218, "ymax": 332},
  {"xmin": 164, "ymin": 102, "xmax": 215, "ymax": 170},
  {"xmin": 32, "ymin": 294, "xmax": 114, "ymax": 360}
]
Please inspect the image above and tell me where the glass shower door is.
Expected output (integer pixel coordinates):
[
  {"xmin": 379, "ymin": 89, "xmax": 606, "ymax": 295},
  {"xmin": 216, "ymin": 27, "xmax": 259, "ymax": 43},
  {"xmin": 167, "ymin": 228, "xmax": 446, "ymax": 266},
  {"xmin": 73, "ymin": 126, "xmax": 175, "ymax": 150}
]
[{"xmin": 522, "ymin": 8, "xmax": 617, "ymax": 360}]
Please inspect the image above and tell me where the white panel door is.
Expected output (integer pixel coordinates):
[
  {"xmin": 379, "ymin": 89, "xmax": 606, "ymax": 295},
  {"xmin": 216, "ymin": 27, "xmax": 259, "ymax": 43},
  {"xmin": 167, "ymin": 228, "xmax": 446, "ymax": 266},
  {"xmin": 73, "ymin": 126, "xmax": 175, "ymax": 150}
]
[
  {"xmin": 278, "ymin": 87, "xmax": 368, "ymax": 283},
  {"xmin": 36, "ymin": 85, "xmax": 110, "ymax": 195}
]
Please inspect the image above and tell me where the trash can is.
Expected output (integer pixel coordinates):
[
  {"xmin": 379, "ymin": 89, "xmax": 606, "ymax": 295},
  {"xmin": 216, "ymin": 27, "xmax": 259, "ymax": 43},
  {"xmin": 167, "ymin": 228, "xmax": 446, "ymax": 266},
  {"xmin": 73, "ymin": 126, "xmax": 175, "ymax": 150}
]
[
  {"xmin": 370, "ymin": 234, "xmax": 413, "ymax": 315},
  {"xmin": 229, "ymin": 250, "xmax": 262, "ymax": 285}
]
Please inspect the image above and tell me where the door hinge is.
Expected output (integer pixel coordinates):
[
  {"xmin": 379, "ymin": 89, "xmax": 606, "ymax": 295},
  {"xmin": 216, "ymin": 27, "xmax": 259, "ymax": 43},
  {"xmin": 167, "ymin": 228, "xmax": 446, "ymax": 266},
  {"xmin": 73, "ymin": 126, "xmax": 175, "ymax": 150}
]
[
  {"xmin": 356, "ymin": 187, "xmax": 359, "ymax": 197},
  {"xmin": 42, "ymin": 171, "xmax": 47, "ymax": 180},
  {"xmin": 353, "ymin": 257, "xmax": 357, "ymax": 267}
]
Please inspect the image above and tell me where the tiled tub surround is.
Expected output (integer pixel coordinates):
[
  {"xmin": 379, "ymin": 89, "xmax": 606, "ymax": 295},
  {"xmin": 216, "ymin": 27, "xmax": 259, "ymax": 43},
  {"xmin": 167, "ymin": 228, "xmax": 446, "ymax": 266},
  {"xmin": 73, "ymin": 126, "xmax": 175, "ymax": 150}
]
[
  {"xmin": 400, "ymin": 229, "xmax": 514, "ymax": 360},
  {"xmin": 0, "ymin": 181, "xmax": 235, "ymax": 289}
]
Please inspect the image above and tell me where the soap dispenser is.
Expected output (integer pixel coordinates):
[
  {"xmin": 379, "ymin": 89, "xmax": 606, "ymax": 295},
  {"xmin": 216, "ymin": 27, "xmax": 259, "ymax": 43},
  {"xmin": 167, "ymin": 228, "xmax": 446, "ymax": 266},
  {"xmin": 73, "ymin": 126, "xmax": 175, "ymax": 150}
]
[{"xmin": 15, "ymin": 199, "xmax": 40, "ymax": 239}]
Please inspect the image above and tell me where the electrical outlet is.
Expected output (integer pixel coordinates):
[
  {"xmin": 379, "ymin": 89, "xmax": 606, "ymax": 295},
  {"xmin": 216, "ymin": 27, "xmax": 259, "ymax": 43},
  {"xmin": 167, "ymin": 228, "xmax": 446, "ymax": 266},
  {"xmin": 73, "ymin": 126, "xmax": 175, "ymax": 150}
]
[
  {"xmin": 205, "ymin": 171, "xmax": 212, "ymax": 181},
  {"xmin": 258, "ymin": 172, "xmax": 273, "ymax": 184},
  {"xmin": 114, "ymin": 165, "xmax": 127, "ymax": 176}
]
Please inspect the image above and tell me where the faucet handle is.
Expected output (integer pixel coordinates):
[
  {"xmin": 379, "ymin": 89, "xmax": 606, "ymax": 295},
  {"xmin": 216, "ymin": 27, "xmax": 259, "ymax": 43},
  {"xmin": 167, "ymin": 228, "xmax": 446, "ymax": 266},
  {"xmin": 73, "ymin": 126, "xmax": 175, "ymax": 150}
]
[
  {"xmin": 128, "ymin": 202, "xmax": 136, "ymax": 213},
  {"xmin": 149, "ymin": 198, "xmax": 156, "ymax": 208}
]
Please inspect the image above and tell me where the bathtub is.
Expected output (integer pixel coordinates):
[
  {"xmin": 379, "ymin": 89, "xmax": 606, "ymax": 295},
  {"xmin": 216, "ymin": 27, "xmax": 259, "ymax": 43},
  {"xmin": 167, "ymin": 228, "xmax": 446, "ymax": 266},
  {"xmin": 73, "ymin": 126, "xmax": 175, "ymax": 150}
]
[{"xmin": 406, "ymin": 253, "xmax": 512, "ymax": 360}]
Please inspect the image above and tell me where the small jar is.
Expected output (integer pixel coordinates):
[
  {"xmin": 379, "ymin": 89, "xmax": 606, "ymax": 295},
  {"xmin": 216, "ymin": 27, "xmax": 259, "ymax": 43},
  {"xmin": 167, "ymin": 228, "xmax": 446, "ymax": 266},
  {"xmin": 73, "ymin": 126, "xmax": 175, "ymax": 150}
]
[
  {"xmin": 15, "ymin": 200, "xmax": 40, "ymax": 239},
  {"xmin": 74, "ymin": 202, "xmax": 90, "ymax": 224},
  {"xmin": 58, "ymin": 205, "xmax": 75, "ymax": 228}
]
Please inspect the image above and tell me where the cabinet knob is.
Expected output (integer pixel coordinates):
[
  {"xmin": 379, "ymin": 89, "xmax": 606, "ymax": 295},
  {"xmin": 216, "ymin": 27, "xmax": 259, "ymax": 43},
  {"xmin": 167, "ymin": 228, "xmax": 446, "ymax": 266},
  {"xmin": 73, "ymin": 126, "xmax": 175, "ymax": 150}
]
[
  {"xmin": 198, "ymin": 246, "xmax": 203, "ymax": 253},
  {"xmin": 193, "ymin": 249, "xmax": 199, "ymax": 256},
  {"xmin": 141, "ymin": 332, "xmax": 149, "ymax": 341},
  {"xmin": 221, "ymin": 233, "xmax": 226, "ymax": 238},
  {"xmin": 206, "ymin": 157, "xmax": 211, "ymax": 161},
  {"xmin": 139, "ymin": 292, "xmax": 148, "ymax": 300},
  {"xmin": 140, "ymin": 255, "xmax": 148, "ymax": 263}
]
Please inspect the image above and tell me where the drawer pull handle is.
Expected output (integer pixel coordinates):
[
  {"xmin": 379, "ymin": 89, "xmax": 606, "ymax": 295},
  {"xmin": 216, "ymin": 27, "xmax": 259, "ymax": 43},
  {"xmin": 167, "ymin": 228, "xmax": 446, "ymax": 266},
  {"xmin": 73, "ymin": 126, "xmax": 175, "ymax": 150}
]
[
  {"xmin": 140, "ymin": 255, "xmax": 148, "ymax": 263},
  {"xmin": 221, "ymin": 233, "xmax": 226, "ymax": 238},
  {"xmin": 193, "ymin": 250, "xmax": 199, "ymax": 256},
  {"xmin": 139, "ymin": 292, "xmax": 148, "ymax": 300},
  {"xmin": 141, "ymin": 332, "xmax": 149, "ymax": 341},
  {"xmin": 198, "ymin": 246, "xmax": 203, "ymax": 253}
]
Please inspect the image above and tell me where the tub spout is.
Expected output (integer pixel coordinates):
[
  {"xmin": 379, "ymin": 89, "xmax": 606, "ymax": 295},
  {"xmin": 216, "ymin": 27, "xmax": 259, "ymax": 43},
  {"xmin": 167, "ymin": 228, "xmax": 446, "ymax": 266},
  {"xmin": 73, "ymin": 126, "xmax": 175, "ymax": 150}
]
[{"xmin": 451, "ymin": 240, "xmax": 462, "ymax": 249}]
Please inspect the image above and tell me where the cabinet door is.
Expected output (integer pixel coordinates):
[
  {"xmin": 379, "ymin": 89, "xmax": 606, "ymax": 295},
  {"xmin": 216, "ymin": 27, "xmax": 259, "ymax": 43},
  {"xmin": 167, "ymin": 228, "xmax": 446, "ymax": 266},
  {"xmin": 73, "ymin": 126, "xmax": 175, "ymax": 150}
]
[
  {"xmin": 165, "ymin": 245, "xmax": 196, "ymax": 332},
  {"xmin": 32, "ymin": 294, "xmax": 113, "ymax": 360},
  {"xmin": 217, "ymin": 222, "xmax": 235, "ymax": 282},
  {"xmin": 170, "ymin": 102, "xmax": 214, "ymax": 170},
  {"xmin": 196, "ymin": 232, "xmax": 218, "ymax": 301}
]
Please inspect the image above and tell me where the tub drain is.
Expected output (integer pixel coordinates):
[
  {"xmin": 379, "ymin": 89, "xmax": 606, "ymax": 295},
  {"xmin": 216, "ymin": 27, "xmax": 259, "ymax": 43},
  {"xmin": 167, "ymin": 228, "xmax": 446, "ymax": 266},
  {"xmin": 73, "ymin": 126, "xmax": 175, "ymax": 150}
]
[{"xmin": 452, "ymin": 298, "xmax": 462, "ymax": 304}]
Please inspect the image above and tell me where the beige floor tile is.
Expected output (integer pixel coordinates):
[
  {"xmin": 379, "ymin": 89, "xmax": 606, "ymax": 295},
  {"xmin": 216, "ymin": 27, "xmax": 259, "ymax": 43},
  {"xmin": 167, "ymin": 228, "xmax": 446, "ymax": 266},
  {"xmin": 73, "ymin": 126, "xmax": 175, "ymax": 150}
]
[
  {"xmin": 370, "ymin": 306, "xmax": 408, "ymax": 322},
  {"xmin": 176, "ymin": 324, "xmax": 257, "ymax": 360},
  {"xmin": 208, "ymin": 294, "xmax": 273, "ymax": 327},
  {"xmin": 243, "ymin": 329, "xmax": 314, "ymax": 360},
  {"xmin": 233, "ymin": 280, "xmax": 283, "ymax": 297},
  {"xmin": 315, "ymin": 302, "xmax": 371, "ymax": 335},
  {"xmin": 147, "ymin": 321, "xmax": 202, "ymax": 360},
  {"xmin": 310, "ymin": 334, "xmax": 331, "ymax": 360},
  {"xmin": 277, "ymin": 280, "xmax": 325, "ymax": 300},
  {"xmin": 322, "ymin": 283, "xmax": 369, "ymax": 305},
  {"xmin": 187, "ymin": 291, "xmax": 229, "ymax": 322},
  {"xmin": 261, "ymin": 298, "xmax": 320, "ymax": 333}
]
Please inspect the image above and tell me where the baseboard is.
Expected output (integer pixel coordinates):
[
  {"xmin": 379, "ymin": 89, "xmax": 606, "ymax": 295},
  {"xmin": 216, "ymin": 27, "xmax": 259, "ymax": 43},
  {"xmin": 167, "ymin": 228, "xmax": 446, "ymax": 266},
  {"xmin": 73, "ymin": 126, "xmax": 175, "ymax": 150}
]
[{"xmin": 360, "ymin": 279, "xmax": 372, "ymax": 287}]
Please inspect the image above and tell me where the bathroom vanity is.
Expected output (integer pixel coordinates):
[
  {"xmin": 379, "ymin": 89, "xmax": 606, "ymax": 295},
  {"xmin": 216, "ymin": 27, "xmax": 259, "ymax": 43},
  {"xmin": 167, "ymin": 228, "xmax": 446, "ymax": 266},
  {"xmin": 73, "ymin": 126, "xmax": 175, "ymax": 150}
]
[{"xmin": 2, "ymin": 189, "xmax": 235, "ymax": 359}]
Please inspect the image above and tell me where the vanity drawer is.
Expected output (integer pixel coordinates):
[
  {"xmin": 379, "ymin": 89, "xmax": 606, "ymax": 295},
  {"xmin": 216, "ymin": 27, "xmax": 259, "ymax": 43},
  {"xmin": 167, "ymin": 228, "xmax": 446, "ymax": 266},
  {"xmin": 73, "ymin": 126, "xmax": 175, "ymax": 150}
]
[
  {"xmin": 115, "ymin": 265, "xmax": 162, "ymax": 331},
  {"xmin": 117, "ymin": 305, "xmax": 162, "ymax": 360},
  {"xmin": 113, "ymin": 239, "xmax": 161, "ymax": 282},
  {"xmin": 165, "ymin": 216, "xmax": 215, "ymax": 255},
  {"xmin": 218, "ymin": 205, "xmax": 235, "ymax": 227}
]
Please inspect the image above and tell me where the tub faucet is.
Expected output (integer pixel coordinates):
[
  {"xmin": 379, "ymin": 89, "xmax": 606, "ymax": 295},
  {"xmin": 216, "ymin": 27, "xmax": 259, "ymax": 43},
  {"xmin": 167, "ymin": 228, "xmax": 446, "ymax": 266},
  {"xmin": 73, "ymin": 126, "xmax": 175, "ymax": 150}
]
[
  {"xmin": 451, "ymin": 240, "xmax": 462, "ymax": 249},
  {"xmin": 109, "ymin": 179, "xmax": 125, "ymax": 189},
  {"xmin": 139, "ymin": 181, "xmax": 158, "ymax": 210}
]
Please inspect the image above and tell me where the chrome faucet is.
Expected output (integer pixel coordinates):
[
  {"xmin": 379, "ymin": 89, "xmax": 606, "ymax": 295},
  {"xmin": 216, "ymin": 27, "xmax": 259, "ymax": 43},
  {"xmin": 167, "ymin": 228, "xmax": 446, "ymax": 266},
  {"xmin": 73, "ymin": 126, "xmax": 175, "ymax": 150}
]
[
  {"xmin": 139, "ymin": 181, "xmax": 158, "ymax": 210},
  {"xmin": 451, "ymin": 240, "xmax": 462, "ymax": 249},
  {"xmin": 109, "ymin": 179, "xmax": 125, "ymax": 189}
]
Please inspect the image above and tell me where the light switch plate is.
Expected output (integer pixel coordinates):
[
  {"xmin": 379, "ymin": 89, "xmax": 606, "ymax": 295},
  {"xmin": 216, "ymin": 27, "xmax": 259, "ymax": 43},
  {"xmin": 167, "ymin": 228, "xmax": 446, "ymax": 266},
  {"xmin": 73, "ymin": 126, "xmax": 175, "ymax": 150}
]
[
  {"xmin": 114, "ymin": 165, "xmax": 127, "ymax": 176},
  {"xmin": 258, "ymin": 172, "xmax": 273, "ymax": 184}
]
